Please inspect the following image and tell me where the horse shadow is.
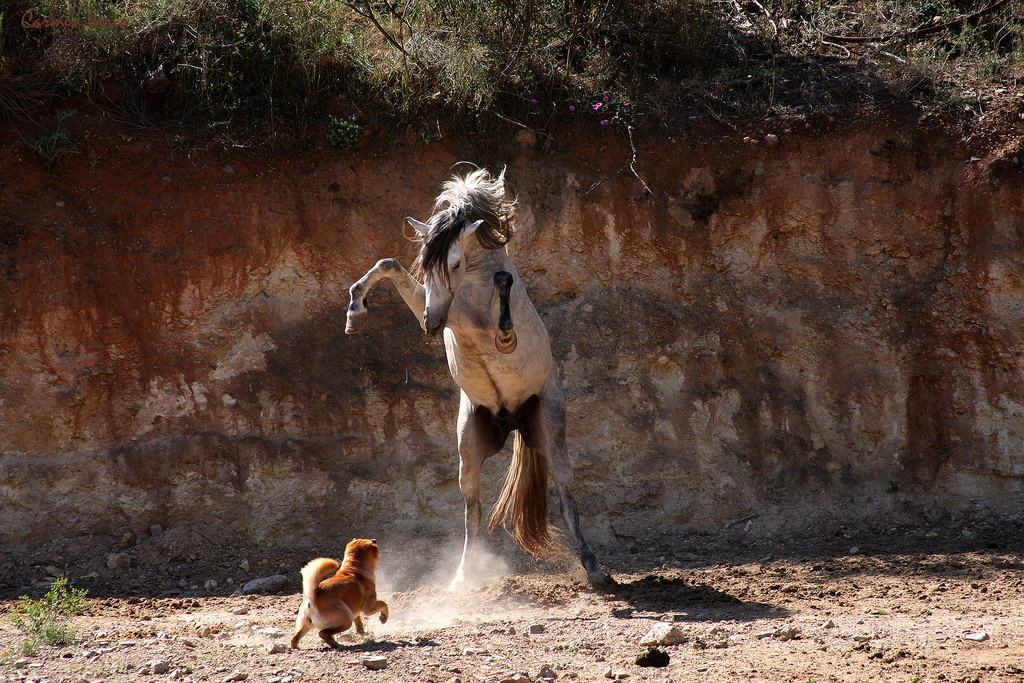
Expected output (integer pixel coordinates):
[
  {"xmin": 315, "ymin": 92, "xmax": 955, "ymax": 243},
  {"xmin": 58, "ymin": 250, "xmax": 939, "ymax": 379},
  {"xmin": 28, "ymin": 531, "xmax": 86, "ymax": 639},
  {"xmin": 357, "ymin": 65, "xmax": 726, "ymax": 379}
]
[{"xmin": 599, "ymin": 573, "xmax": 787, "ymax": 623}]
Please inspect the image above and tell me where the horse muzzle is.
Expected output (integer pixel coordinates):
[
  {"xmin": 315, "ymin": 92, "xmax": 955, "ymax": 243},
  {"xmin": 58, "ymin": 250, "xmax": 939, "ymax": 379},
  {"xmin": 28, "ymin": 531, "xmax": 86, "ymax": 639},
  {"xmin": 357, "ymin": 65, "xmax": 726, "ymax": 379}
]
[{"xmin": 425, "ymin": 315, "xmax": 447, "ymax": 336}]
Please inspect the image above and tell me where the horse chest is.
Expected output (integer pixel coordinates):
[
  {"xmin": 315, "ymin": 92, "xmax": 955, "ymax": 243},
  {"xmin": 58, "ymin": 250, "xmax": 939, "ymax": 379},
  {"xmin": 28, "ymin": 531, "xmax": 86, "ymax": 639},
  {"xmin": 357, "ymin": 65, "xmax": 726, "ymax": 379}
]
[{"xmin": 443, "ymin": 329, "xmax": 551, "ymax": 412}]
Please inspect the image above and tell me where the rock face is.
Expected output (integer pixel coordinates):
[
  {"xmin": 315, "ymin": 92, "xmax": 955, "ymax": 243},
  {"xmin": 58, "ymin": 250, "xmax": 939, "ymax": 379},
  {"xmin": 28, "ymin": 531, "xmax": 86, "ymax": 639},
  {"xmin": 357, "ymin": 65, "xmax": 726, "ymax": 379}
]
[{"xmin": 0, "ymin": 116, "xmax": 1022, "ymax": 549}]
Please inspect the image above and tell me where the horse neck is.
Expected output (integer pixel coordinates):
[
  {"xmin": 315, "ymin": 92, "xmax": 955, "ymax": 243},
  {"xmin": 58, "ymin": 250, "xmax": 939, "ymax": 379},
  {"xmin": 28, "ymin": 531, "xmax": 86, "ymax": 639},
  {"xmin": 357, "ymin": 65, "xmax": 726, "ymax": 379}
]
[{"xmin": 464, "ymin": 242, "xmax": 514, "ymax": 281}]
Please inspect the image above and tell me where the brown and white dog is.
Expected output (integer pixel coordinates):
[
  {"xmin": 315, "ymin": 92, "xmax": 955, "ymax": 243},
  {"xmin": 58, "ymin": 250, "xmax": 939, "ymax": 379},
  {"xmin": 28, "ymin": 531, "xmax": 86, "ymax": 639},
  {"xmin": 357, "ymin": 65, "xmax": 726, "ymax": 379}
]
[{"xmin": 290, "ymin": 538, "xmax": 389, "ymax": 649}]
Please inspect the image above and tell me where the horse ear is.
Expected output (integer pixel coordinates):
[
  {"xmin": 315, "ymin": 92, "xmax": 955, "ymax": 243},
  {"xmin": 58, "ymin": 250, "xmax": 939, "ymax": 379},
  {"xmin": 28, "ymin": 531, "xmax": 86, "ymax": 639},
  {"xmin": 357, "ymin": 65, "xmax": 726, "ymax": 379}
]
[
  {"xmin": 461, "ymin": 219, "xmax": 484, "ymax": 238},
  {"xmin": 406, "ymin": 217, "xmax": 430, "ymax": 235}
]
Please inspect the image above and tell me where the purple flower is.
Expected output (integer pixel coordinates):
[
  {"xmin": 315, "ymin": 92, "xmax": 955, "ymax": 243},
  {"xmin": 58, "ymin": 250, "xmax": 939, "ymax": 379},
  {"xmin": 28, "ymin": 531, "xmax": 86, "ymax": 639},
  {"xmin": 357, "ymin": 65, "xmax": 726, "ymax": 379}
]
[
  {"xmin": 531, "ymin": 99, "xmax": 538, "ymax": 104},
  {"xmin": 600, "ymin": 120, "xmax": 609, "ymax": 125},
  {"xmin": 592, "ymin": 102, "xmax": 603, "ymax": 110},
  {"xmin": 569, "ymin": 105, "xmax": 575, "ymax": 112},
  {"xmin": 603, "ymin": 95, "xmax": 609, "ymax": 102}
]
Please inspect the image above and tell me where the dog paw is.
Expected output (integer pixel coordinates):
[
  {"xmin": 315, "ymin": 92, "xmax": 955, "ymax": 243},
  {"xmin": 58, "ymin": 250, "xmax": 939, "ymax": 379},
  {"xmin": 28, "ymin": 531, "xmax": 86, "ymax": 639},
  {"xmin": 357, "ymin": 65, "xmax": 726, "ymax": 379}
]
[{"xmin": 379, "ymin": 613, "xmax": 388, "ymax": 624}]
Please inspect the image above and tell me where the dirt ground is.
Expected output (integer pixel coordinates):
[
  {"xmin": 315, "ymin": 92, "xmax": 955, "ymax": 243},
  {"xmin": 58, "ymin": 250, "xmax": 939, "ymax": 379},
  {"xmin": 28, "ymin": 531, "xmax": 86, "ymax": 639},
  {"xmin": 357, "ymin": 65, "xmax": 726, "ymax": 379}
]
[{"xmin": 2, "ymin": 517, "xmax": 1023, "ymax": 683}]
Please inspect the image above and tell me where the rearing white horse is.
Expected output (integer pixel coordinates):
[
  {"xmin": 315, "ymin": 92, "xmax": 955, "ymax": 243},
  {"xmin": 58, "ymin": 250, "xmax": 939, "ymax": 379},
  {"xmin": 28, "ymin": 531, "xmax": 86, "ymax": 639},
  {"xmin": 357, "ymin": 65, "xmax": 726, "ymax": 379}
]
[{"xmin": 345, "ymin": 168, "xmax": 607, "ymax": 587}]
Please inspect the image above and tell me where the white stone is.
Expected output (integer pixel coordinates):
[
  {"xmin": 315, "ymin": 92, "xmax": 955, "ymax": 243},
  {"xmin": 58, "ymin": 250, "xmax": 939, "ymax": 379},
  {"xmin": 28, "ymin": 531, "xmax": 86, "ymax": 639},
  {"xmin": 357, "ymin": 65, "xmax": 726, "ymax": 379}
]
[
  {"xmin": 640, "ymin": 622, "xmax": 687, "ymax": 646},
  {"xmin": 362, "ymin": 656, "xmax": 388, "ymax": 671}
]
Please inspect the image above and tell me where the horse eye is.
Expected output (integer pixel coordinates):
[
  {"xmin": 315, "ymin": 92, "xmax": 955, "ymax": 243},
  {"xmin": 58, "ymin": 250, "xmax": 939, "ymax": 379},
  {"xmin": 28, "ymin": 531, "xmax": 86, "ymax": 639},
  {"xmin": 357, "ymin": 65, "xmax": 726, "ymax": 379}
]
[{"xmin": 453, "ymin": 261, "xmax": 461, "ymax": 270}]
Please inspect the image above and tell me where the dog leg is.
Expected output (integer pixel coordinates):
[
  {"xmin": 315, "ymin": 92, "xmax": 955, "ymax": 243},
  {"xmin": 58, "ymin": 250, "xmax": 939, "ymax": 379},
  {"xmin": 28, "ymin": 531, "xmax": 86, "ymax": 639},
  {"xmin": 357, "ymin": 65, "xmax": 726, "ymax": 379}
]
[
  {"xmin": 353, "ymin": 615, "xmax": 366, "ymax": 635},
  {"xmin": 319, "ymin": 628, "xmax": 345, "ymax": 648},
  {"xmin": 377, "ymin": 600, "xmax": 389, "ymax": 624},
  {"xmin": 290, "ymin": 601, "xmax": 315, "ymax": 649}
]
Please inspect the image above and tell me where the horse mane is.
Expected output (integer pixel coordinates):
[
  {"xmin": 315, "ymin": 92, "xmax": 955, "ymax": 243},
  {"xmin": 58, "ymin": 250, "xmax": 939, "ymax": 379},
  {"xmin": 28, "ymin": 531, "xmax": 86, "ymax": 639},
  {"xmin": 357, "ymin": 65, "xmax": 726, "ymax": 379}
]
[{"xmin": 413, "ymin": 167, "xmax": 515, "ymax": 281}]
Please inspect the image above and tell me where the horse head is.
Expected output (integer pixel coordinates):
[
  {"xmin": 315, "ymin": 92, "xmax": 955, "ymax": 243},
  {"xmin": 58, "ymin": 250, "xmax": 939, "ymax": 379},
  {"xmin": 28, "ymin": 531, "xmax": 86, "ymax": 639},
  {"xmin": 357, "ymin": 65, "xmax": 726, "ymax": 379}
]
[{"xmin": 408, "ymin": 216, "xmax": 483, "ymax": 336}]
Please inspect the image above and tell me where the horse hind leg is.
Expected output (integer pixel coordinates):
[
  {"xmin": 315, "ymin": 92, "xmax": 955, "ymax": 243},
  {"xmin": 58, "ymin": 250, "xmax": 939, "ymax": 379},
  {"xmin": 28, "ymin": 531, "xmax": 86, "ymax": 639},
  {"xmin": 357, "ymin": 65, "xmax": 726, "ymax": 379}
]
[
  {"xmin": 522, "ymin": 387, "xmax": 609, "ymax": 586},
  {"xmin": 451, "ymin": 395, "xmax": 507, "ymax": 590}
]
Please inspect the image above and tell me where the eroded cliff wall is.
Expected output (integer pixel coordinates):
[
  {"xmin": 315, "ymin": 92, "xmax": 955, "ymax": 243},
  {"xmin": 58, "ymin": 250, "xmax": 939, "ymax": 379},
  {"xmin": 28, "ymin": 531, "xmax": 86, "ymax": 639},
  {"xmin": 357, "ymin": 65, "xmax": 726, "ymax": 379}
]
[{"xmin": 1, "ymin": 115, "xmax": 1022, "ymax": 549}]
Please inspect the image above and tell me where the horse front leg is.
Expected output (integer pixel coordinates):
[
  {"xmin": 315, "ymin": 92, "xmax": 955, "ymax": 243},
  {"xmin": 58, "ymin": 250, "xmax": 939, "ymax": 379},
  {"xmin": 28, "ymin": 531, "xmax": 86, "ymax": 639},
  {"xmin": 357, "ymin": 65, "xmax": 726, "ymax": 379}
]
[
  {"xmin": 451, "ymin": 393, "xmax": 507, "ymax": 590},
  {"xmin": 524, "ymin": 376, "xmax": 610, "ymax": 587},
  {"xmin": 346, "ymin": 258, "xmax": 426, "ymax": 334},
  {"xmin": 493, "ymin": 271, "xmax": 517, "ymax": 354}
]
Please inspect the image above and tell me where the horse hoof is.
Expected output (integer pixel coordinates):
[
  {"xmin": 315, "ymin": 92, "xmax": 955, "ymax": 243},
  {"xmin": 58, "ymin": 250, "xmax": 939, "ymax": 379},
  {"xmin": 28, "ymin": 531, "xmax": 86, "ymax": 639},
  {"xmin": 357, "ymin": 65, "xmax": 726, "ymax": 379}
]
[
  {"xmin": 587, "ymin": 569, "xmax": 614, "ymax": 587},
  {"xmin": 346, "ymin": 310, "xmax": 367, "ymax": 334}
]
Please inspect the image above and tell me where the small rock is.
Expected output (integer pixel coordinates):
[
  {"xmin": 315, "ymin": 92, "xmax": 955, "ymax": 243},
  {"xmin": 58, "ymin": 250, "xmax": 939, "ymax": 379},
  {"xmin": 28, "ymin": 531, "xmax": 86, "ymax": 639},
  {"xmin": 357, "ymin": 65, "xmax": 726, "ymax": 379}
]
[
  {"xmin": 267, "ymin": 642, "xmax": 288, "ymax": 654},
  {"xmin": 239, "ymin": 559, "xmax": 250, "ymax": 572},
  {"xmin": 538, "ymin": 664, "xmax": 558, "ymax": 680},
  {"xmin": 150, "ymin": 660, "xmax": 171, "ymax": 674},
  {"xmin": 823, "ymin": 620, "xmax": 836, "ymax": 629},
  {"xmin": 640, "ymin": 622, "xmax": 687, "ymax": 646},
  {"xmin": 763, "ymin": 133, "xmax": 779, "ymax": 145},
  {"xmin": 230, "ymin": 606, "xmax": 249, "ymax": 615},
  {"xmin": 150, "ymin": 524, "xmax": 163, "ymax": 537},
  {"xmin": 852, "ymin": 634, "xmax": 872, "ymax": 643},
  {"xmin": 636, "ymin": 648, "xmax": 670, "ymax": 667},
  {"xmin": 44, "ymin": 565, "xmax": 63, "ymax": 577},
  {"xmin": 106, "ymin": 553, "xmax": 131, "ymax": 570},
  {"xmin": 362, "ymin": 655, "xmax": 388, "ymax": 670},
  {"xmin": 500, "ymin": 673, "xmax": 531, "ymax": 683},
  {"xmin": 222, "ymin": 672, "xmax": 248, "ymax": 682},
  {"xmin": 848, "ymin": 546, "xmax": 860, "ymax": 555},
  {"xmin": 223, "ymin": 165, "xmax": 235, "ymax": 173},
  {"xmin": 963, "ymin": 632, "xmax": 989, "ymax": 642},
  {"xmin": 241, "ymin": 574, "xmax": 291, "ymax": 595},
  {"xmin": 14, "ymin": 658, "xmax": 30, "ymax": 668},
  {"xmin": 775, "ymin": 626, "xmax": 800, "ymax": 641},
  {"xmin": 529, "ymin": 624, "xmax": 546, "ymax": 634}
]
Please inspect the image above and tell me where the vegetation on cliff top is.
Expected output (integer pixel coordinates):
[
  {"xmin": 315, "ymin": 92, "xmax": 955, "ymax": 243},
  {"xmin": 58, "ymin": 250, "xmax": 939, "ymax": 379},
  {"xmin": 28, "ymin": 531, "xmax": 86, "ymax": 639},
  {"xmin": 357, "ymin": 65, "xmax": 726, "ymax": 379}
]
[{"xmin": 1, "ymin": 0, "xmax": 1021, "ymax": 142}]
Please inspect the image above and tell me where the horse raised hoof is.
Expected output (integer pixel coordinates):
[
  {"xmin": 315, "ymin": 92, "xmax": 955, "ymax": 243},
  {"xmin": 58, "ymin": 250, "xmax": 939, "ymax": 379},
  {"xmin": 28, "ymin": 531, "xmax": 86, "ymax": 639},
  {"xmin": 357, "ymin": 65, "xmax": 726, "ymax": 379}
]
[
  {"xmin": 346, "ymin": 299, "xmax": 368, "ymax": 334},
  {"xmin": 495, "ymin": 329, "xmax": 517, "ymax": 354}
]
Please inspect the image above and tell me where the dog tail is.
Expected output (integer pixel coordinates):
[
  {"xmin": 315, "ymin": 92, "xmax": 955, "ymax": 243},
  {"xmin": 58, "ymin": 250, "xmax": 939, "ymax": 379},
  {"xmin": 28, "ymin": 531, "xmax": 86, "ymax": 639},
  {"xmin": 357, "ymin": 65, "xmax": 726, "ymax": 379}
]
[{"xmin": 299, "ymin": 557, "xmax": 340, "ymax": 600}]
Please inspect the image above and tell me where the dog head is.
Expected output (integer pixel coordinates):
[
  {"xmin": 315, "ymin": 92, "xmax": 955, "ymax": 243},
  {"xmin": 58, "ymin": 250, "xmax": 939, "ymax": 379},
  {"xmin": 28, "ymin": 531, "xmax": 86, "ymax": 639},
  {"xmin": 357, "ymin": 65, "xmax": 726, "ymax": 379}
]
[{"xmin": 344, "ymin": 538, "xmax": 380, "ymax": 568}]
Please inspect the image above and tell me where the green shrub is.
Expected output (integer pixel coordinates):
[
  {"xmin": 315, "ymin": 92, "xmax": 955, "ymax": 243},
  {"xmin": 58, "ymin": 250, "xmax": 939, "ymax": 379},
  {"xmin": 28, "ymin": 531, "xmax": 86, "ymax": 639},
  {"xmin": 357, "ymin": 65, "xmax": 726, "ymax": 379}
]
[
  {"xmin": 26, "ymin": 109, "xmax": 80, "ymax": 167},
  {"xmin": 8, "ymin": 576, "xmax": 88, "ymax": 654},
  {"xmin": 327, "ymin": 114, "xmax": 363, "ymax": 149}
]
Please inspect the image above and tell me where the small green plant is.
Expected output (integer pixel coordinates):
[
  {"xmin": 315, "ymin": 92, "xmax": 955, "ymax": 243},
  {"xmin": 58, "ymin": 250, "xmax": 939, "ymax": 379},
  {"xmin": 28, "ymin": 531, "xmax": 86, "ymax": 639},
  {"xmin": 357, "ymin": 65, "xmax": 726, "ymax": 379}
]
[
  {"xmin": 27, "ymin": 109, "xmax": 80, "ymax": 168},
  {"xmin": 327, "ymin": 114, "xmax": 363, "ymax": 149},
  {"xmin": 8, "ymin": 576, "xmax": 88, "ymax": 654}
]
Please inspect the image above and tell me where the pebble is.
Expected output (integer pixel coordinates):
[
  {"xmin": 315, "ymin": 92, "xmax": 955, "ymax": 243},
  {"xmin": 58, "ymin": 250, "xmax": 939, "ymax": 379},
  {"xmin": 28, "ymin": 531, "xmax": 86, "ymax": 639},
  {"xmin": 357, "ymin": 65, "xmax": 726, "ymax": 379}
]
[
  {"xmin": 223, "ymin": 165, "xmax": 235, "ymax": 173},
  {"xmin": 267, "ymin": 642, "xmax": 288, "ymax": 654},
  {"xmin": 529, "ymin": 624, "xmax": 546, "ymax": 634},
  {"xmin": 603, "ymin": 667, "xmax": 629, "ymax": 680},
  {"xmin": 222, "ymin": 672, "xmax": 248, "ymax": 682},
  {"xmin": 362, "ymin": 655, "xmax": 388, "ymax": 671},
  {"xmin": 538, "ymin": 664, "xmax": 558, "ymax": 680},
  {"xmin": 149, "ymin": 660, "xmax": 171, "ymax": 674},
  {"xmin": 849, "ymin": 546, "xmax": 860, "ymax": 555},
  {"xmin": 500, "ymin": 673, "xmax": 531, "ymax": 683},
  {"xmin": 963, "ymin": 632, "xmax": 990, "ymax": 642}
]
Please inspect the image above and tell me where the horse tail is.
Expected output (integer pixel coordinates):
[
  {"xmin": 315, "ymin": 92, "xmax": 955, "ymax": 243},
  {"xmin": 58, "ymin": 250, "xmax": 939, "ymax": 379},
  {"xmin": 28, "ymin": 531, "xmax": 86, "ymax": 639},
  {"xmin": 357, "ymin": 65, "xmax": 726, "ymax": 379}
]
[{"xmin": 488, "ymin": 431, "xmax": 556, "ymax": 557}]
